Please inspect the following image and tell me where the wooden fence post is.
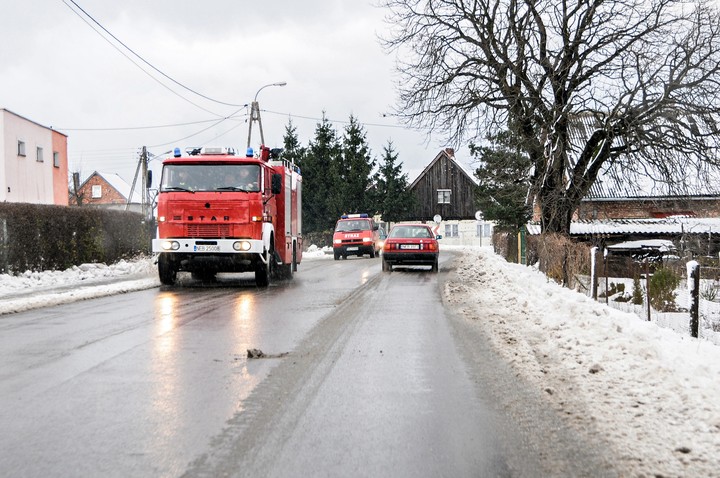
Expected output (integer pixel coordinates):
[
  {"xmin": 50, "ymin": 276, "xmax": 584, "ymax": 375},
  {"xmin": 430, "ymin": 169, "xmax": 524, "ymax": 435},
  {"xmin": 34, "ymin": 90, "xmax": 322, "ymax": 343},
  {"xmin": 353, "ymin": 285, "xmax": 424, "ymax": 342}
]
[{"xmin": 688, "ymin": 260, "xmax": 700, "ymax": 338}]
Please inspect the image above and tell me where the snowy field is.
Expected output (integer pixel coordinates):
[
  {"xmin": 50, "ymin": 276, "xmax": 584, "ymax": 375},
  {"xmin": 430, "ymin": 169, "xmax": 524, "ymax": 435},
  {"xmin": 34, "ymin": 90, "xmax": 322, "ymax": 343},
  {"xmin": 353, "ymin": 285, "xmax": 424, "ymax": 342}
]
[{"xmin": 1, "ymin": 246, "xmax": 719, "ymax": 476}]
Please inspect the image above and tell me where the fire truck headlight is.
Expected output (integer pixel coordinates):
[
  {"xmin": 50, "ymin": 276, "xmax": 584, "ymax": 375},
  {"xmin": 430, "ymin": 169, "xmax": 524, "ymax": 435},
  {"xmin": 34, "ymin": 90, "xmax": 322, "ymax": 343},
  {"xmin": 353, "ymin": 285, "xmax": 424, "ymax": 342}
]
[
  {"xmin": 362, "ymin": 237, "xmax": 372, "ymax": 243},
  {"xmin": 161, "ymin": 240, "xmax": 180, "ymax": 251},
  {"xmin": 158, "ymin": 216, "xmax": 166, "ymax": 223},
  {"xmin": 233, "ymin": 241, "xmax": 252, "ymax": 251},
  {"xmin": 333, "ymin": 239, "xmax": 342, "ymax": 244}
]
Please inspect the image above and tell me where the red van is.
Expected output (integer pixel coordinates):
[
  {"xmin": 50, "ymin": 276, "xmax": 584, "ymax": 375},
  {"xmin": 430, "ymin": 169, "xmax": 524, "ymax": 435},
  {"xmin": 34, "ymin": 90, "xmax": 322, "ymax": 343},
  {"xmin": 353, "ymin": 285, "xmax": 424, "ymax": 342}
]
[{"xmin": 332, "ymin": 214, "xmax": 381, "ymax": 260}]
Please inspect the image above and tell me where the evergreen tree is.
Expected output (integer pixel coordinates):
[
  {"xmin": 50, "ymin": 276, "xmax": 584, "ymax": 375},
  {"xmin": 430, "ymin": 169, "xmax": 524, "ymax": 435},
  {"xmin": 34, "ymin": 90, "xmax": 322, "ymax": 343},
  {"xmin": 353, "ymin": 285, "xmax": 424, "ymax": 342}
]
[
  {"xmin": 282, "ymin": 119, "xmax": 305, "ymax": 165},
  {"xmin": 301, "ymin": 114, "xmax": 342, "ymax": 233},
  {"xmin": 471, "ymin": 132, "xmax": 532, "ymax": 229},
  {"xmin": 372, "ymin": 141, "xmax": 416, "ymax": 222},
  {"xmin": 339, "ymin": 116, "xmax": 375, "ymax": 215}
]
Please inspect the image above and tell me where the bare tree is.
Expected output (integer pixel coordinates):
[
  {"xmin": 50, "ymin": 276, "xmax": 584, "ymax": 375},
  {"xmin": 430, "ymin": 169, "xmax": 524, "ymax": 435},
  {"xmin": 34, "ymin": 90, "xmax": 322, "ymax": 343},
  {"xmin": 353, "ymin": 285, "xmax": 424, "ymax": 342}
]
[{"xmin": 381, "ymin": 0, "xmax": 720, "ymax": 233}]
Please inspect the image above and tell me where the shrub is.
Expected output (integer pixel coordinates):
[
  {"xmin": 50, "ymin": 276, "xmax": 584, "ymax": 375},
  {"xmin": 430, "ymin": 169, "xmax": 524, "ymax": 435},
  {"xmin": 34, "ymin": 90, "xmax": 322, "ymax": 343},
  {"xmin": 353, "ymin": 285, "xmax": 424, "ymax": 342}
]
[
  {"xmin": 649, "ymin": 267, "xmax": 681, "ymax": 312},
  {"xmin": 632, "ymin": 275, "xmax": 644, "ymax": 305}
]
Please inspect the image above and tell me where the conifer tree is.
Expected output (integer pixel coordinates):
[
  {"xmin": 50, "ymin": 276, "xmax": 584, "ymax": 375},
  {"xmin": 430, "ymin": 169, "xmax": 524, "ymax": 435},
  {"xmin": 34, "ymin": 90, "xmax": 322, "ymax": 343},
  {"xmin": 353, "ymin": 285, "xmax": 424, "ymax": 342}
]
[
  {"xmin": 338, "ymin": 116, "xmax": 375, "ymax": 215},
  {"xmin": 372, "ymin": 141, "xmax": 416, "ymax": 222},
  {"xmin": 302, "ymin": 114, "xmax": 342, "ymax": 232},
  {"xmin": 471, "ymin": 132, "xmax": 532, "ymax": 229},
  {"xmin": 282, "ymin": 119, "xmax": 305, "ymax": 165}
]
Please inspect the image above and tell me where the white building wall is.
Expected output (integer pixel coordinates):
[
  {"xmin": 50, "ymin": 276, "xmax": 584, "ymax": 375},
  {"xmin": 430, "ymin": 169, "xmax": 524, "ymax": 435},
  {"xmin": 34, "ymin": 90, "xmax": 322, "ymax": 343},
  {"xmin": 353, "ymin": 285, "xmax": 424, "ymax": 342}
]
[
  {"xmin": 433, "ymin": 219, "xmax": 494, "ymax": 247},
  {"xmin": 0, "ymin": 113, "xmax": 5, "ymax": 202},
  {"xmin": 1, "ymin": 110, "xmax": 54, "ymax": 204}
]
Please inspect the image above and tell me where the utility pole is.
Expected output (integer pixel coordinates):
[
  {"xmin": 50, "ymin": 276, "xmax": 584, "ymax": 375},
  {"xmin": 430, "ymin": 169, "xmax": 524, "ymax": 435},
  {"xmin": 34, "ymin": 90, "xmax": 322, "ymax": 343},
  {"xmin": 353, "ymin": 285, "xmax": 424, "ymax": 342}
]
[
  {"xmin": 247, "ymin": 82, "xmax": 287, "ymax": 149},
  {"xmin": 127, "ymin": 146, "xmax": 148, "ymax": 215},
  {"xmin": 247, "ymin": 101, "xmax": 264, "ymax": 149}
]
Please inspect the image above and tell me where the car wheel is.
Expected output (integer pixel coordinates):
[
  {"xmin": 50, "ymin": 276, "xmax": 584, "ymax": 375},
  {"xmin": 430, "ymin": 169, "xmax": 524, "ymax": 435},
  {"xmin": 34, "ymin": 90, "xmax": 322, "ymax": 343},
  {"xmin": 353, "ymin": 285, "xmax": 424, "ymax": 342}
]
[
  {"xmin": 432, "ymin": 257, "xmax": 439, "ymax": 273},
  {"xmin": 382, "ymin": 258, "xmax": 392, "ymax": 272}
]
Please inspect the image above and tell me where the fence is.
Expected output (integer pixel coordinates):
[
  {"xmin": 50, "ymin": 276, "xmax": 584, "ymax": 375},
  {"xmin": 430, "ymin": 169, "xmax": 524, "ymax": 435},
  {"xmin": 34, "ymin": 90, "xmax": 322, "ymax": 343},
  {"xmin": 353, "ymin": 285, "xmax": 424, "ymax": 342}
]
[{"xmin": 586, "ymin": 251, "xmax": 720, "ymax": 345}]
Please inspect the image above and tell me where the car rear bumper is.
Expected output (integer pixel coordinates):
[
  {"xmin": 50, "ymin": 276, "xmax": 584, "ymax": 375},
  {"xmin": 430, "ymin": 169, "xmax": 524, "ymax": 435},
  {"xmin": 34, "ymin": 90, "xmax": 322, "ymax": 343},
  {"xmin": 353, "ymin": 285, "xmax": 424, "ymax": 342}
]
[{"xmin": 382, "ymin": 252, "xmax": 438, "ymax": 265}]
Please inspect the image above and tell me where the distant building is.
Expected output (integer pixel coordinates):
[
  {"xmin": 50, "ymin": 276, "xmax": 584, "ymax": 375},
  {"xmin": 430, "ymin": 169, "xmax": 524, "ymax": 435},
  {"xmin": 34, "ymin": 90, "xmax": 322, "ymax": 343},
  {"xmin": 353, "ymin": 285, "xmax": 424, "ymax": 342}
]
[
  {"xmin": 74, "ymin": 171, "xmax": 143, "ymax": 213},
  {"xmin": 0, "ymin": 108, "xmax": 68, "ymax": 205},
  {"xmin": 407, "ymin": 148, "xmax": 492, "ymax": 247}
]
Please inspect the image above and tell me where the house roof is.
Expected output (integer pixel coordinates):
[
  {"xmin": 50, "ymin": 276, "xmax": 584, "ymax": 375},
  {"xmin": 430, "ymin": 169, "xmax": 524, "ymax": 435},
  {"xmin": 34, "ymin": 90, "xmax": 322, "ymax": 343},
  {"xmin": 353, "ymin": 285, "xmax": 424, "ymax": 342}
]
[
  {"xmin": 1, "ymin": 108, "xmax": 68, "ymax": 137},
  {"xmin": 527, "ymin": 217, "xmax": 720, "ymax": 236},
  {"xmin": 81, "ymin": 171, "xmax": 143, "ymax": 203},
  {"xmin": 565, "ymin": 112, "xmax": 720, "ymax": 199},
  {"xmin": 409, "ymin": 148, "xmax": 478, "ymax": 189}
]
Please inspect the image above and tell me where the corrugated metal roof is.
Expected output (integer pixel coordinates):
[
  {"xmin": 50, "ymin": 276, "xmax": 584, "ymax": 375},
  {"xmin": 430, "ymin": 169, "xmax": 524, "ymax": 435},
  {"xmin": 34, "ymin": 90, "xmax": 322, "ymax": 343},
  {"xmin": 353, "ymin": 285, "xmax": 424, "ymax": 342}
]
[
  {"xmin": 563, "ymin": 112, "xmax": 720, "ymax": 199},
  {"xmin": 527, "ymin": 217, "xmax": 720, "ymax": 236}
]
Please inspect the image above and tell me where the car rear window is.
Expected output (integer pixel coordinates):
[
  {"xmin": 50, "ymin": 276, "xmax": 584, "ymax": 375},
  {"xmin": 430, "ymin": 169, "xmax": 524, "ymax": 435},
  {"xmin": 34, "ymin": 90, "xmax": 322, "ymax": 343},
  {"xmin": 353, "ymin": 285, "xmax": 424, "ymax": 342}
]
[{"xmin": 390, "ymin": 226, "xmax": 432, "ymax": 238}]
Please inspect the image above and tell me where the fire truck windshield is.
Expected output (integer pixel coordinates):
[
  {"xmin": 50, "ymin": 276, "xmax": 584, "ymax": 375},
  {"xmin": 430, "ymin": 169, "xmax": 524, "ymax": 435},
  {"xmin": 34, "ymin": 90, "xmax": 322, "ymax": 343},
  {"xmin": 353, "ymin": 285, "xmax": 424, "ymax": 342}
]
[{"xmin": 161, "ymin": 164, "xmax": 261, "ymax": 192}]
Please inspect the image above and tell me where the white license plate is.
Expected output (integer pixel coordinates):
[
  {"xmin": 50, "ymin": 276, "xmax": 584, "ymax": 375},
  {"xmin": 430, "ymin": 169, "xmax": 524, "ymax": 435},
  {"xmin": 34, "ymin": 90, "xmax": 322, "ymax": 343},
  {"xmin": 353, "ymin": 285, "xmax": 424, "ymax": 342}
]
[
  {"xmin": 346, "ymin": 247, "xmax": 358, "ymax": 251},
  {"xmin": 400, "ymin": 244, "xmax": 420, "ymax": 250},
  {"xmin": 195, "ymin": 245, "xmax": 221, "ymax": 252}
]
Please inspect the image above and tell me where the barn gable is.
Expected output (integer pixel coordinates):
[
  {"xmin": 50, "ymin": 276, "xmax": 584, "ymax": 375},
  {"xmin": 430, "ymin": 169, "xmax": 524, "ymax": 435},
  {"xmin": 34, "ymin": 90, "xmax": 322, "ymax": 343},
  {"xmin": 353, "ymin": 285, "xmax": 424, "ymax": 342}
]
[{"xmin": 409, "ymin": 148, "xmax": 478, "ymax": 221}]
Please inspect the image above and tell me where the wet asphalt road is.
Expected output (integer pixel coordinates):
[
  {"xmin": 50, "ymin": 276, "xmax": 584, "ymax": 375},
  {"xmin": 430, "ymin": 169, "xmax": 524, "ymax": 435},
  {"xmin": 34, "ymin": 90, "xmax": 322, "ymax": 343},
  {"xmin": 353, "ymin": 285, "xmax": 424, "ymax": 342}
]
[{"xmin": 0, "ymin": 251, "xmax": 616, "ymax": 477}]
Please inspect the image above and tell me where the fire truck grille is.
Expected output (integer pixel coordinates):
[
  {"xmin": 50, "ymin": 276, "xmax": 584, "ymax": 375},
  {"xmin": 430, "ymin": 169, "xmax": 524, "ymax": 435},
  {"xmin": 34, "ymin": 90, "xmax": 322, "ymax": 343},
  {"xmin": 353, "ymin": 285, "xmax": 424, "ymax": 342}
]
[{"xmin": 186, "ymin": 224, "xmax": 231, "ymax": 237}]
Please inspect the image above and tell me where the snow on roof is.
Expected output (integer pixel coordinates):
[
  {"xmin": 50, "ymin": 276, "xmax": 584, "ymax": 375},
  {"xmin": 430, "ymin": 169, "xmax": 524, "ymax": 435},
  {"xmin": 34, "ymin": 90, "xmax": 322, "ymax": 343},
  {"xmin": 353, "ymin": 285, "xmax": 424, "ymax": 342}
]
[
  {"xmin": 95, "ymin": 171, "xmax": 143, "ymax": 203},
  {"xmin": 606, "ymin": 239, "xmax": 676, "ymax": 252},
  {"xmin": 527, "ymin": 217, "xmax": 720, "ymax": 236}
]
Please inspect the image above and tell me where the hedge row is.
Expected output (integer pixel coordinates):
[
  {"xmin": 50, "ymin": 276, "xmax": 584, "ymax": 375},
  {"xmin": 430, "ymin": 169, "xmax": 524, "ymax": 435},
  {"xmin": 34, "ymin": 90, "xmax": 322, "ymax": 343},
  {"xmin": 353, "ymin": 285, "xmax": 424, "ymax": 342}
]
[{"xmin": 0, "ymin": 203, "xmax": 153, "ymax": 274}]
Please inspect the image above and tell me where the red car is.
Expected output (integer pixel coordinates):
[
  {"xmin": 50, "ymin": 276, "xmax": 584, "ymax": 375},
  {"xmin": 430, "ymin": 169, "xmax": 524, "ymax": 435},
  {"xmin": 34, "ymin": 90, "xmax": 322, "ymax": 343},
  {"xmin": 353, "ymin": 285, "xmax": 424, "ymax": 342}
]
[{"xmin": 382, "ymin": 224, "xmax": 439, "ymax": 272}]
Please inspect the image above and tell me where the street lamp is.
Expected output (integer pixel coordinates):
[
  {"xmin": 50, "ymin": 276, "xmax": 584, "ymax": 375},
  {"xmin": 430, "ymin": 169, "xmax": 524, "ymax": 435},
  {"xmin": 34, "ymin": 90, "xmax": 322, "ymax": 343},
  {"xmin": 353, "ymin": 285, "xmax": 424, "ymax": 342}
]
[{"xmin": 247, "ymin": 81, "xmax": 287, "ymax": 149}]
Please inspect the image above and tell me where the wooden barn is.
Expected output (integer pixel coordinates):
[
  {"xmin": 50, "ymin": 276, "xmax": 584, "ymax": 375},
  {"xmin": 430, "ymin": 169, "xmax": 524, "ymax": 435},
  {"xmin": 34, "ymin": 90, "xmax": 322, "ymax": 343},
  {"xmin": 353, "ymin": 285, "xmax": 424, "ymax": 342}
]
[{"xmin": 408, "ymin": 148, "xmax": 478, "ymax": 221}]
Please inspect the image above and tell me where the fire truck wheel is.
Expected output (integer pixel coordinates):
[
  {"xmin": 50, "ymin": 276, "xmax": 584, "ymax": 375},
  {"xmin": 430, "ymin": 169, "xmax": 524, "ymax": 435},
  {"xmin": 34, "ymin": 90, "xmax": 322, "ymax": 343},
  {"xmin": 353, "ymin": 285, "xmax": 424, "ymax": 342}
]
[
  {"xmin": 369, "ymin": 248, "xmax": 376, "ymax": 258},
  {"xmin": 334, "ymin": 251, "xmax": 340, "ymax": 260},
  {"xmin": 255, "ymin": 249, "xmax": 271, "ymax": 287},
  {"xmin": 158, "ymin": 253, "xmax": 177, "ymax": 285}
]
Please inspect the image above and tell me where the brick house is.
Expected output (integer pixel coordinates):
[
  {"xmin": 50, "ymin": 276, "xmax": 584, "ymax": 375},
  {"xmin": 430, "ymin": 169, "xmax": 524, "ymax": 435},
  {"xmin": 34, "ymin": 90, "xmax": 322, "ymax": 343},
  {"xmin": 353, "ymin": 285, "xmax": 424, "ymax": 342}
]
[{"xmin": 74, "ymin": 171, "xmax": 142, "ymax": 213}]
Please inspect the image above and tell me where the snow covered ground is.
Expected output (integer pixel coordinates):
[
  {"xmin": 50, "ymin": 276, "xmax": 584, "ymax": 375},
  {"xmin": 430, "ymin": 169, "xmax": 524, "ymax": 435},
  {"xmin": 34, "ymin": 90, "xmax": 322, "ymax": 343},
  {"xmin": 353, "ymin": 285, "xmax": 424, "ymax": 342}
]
[{"xmin": 1, "ymin": 245, "xmax": 718, "ymax": 476}]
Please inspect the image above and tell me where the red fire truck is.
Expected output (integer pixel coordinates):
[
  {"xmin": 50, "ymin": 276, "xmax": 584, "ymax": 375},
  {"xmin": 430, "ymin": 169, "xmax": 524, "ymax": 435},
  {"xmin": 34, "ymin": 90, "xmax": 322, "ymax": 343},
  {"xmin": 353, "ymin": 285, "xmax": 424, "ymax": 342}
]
[{"xmin": 151, "ymin": 145, "xmax": 302, "ymax": 286}]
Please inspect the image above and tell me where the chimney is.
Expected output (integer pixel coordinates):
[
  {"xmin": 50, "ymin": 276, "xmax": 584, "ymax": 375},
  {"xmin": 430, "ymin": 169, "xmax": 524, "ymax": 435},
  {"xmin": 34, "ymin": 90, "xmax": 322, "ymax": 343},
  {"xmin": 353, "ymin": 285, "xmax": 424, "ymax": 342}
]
[{"xmin": 444, "ymin": 148, "xmax": 455, "ymax": 157}]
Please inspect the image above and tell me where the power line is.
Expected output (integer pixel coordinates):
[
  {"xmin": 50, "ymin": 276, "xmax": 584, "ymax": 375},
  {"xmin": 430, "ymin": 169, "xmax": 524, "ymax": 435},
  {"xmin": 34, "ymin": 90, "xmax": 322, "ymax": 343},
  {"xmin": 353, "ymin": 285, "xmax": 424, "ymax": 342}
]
[
  {"xmin": 62, "ymin": 0, "xmax": 246, "ymax": 109},
  {"xmin": 56, "ymin": 114, "xmax": 247, "ymax": 132},
  {"xmin": 262, "ymin": 109, "xmax": 413, "ymax": 130}
]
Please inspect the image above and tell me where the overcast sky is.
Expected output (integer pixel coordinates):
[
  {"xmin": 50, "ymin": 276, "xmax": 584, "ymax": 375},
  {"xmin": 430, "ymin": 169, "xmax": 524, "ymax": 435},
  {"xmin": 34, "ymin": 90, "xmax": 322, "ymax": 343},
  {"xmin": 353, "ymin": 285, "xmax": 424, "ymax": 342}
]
[{"xmin": 0, "ymin": 0, "xmax": 473, "ymax": 184}]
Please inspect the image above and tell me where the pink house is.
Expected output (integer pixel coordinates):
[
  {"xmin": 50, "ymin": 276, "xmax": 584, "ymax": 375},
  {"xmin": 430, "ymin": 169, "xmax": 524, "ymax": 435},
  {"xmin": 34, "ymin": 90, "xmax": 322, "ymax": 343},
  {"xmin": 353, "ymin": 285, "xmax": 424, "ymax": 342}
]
[{"xmin": 0, "ymin": 108, "xmax": 68, "ymax": 205}]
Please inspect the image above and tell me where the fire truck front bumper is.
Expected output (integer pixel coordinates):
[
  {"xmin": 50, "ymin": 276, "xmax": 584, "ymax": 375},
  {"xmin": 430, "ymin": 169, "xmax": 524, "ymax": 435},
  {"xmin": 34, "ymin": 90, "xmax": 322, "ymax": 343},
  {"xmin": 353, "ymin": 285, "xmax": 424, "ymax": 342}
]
[{"xmin": 152, "ymin": 238, "xmax": 264, "ymax": 255}]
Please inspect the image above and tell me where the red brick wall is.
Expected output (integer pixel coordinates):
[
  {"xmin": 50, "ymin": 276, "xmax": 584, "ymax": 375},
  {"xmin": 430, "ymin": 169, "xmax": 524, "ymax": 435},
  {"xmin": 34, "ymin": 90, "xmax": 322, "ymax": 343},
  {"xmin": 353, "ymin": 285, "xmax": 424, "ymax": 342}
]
[
  {"xmin": 77, "ymin": 175, "xmax": 126, "ymax": 206},
  {"xmin": 575, "ymin": 198, "xmax": 720, "ymax": 220}
]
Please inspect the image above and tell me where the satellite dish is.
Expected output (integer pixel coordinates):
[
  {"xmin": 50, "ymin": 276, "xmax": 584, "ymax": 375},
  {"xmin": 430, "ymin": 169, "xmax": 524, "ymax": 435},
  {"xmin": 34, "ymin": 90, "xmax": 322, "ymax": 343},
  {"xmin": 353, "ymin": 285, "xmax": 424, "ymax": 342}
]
[
  {"xmin": 433, "ymin": 214, "xmax": 442, "ymax": 224},
  {"xmin": 475, "ymin": 210, "xmax": 484, "ymax": 221}
]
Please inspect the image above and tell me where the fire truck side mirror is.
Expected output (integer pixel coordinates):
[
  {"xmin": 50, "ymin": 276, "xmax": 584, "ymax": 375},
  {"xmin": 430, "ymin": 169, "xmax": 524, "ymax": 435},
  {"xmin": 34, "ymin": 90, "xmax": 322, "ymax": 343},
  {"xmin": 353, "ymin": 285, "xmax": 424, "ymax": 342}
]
[
  {"xmin": 146, "ymin": 170, "xmax": 153, "ymax": 188},
  {"xmin": 271, "ymin": 173, "xmax": 282, "ymax": 194}
]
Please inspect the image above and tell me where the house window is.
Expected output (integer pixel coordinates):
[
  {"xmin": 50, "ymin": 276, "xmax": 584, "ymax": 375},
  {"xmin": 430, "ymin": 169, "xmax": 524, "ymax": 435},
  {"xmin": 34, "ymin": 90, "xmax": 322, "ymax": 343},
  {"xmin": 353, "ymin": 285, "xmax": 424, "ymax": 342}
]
[
  {"xmin": 437, "ymin": 189, "xmax": 451, "ymax": 204},
  {"xmin": 17, "ymin": 140, "xmax": 26, "ymax": 157},
  {"xmin": 477, "ymin": 223, "xmax": 493, "ymax": 237},
  {"xmin": 92, "ymin": 185, "xmax": 102, "ymax": 198},
  {"xmin": 53, "ymin": 151, "xmax": 60, "ymax": 168},
  {"xmin": 444, "ymin": 223, "xmax": 459, "ymax": 237},
  {"xmin": 36, "ymin": 147, "xmax": 44, "ymax": 162}
]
